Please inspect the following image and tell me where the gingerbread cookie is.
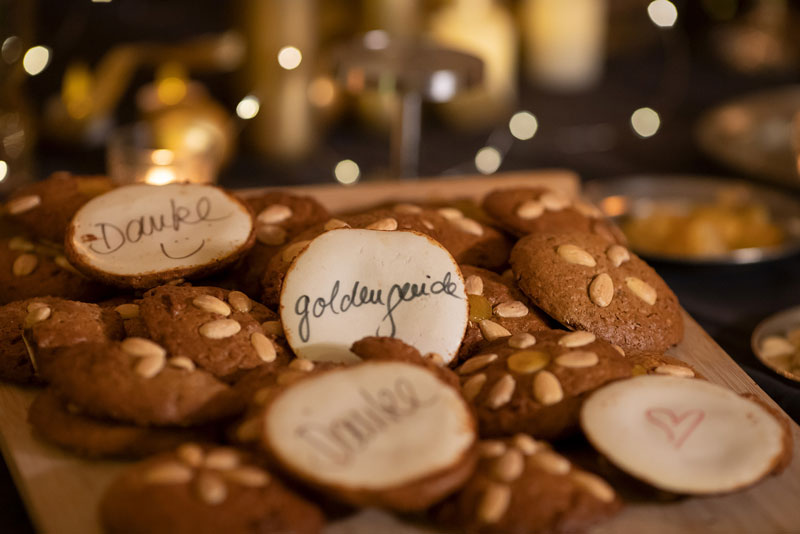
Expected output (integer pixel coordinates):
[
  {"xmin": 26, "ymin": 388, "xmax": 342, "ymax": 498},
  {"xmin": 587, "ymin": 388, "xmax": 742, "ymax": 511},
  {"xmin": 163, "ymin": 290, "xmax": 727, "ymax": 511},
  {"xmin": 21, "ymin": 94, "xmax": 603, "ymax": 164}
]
[
  {"xmin": 28, "ymin": 389, "xmax": 214, "ymax": 459},
  {"xmin": 510, "ymin": 231, "xmax": 683, "ymax": 353},
  {"xmin": 2, "ymin": 171, "xmax": 114, "ymax": 243},
  {"xmin": 436, "ymin": 434, "xmax": 621, "ymax": 533},
  {"xmin": 459, "ymin": 265, "xmax": 550, "ymax": 359},
  {"xmin": 482, "ymin": 186, "xmax": 624, "ymax": 243},
  {"xmin": 260, "ymin": 359, "xmax": 478, "ymax": 510},
  {"xmin": 626, "ymin": 351, "xmax": 701, "ymax": 379},
  {"xmin": 100, "ymin": 444, "xmax": 325, "ymax": 534},
  {"xmin": 456, "ymin": 329, "xmax": 632, "ymax": 439},
  {"xmin": 65, "ymin": 183, "xmax": 256, "ymax": 288}
]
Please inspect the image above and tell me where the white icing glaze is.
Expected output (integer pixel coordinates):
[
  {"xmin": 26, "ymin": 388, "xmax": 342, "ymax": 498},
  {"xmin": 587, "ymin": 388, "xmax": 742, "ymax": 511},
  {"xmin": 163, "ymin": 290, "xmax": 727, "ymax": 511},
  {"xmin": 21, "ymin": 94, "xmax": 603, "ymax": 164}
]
[
  {"xmin": 69, "ymin": 184, "xmax": 252, "ymax": 277},
  {"xmin": 266, "ymin": 361, "xmax": 475, "ymax": 489},
  {"xmin": 279, "ymin": 229, "xmax": 468, "ymax": 364}
]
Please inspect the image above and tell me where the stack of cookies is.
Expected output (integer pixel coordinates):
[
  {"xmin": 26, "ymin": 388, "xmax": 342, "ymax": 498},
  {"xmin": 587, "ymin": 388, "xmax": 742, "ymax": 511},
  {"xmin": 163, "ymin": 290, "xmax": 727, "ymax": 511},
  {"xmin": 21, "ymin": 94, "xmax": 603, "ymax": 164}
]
[{"xmin": 0, "ymin": 173, "xmax": 792, "ymax": 534}]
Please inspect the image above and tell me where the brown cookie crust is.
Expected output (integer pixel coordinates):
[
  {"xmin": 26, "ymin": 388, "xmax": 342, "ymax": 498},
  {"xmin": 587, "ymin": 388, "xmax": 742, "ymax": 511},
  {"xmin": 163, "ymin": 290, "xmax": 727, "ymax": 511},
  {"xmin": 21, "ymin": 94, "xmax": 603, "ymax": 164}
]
[
  {"xmin": 510, "ymin": 231, "xmax": 683, "ymax": 353},
  {"xmin": 0, "ymin": 300, "xmax": 37, "ymax": 384},
  {"xmin": 457, "ymin": 329, "xmax": 633, "ymax": 439}
]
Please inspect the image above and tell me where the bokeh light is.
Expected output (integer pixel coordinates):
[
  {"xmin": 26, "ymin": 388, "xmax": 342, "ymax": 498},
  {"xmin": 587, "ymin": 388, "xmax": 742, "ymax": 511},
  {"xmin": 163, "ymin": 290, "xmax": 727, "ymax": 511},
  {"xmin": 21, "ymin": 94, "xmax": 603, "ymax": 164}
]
[
  {"xmin": 631, "ymin": 107, "xmax": 661, "ymax": 138},
  {"xmin": 0, "ymin": 160, "xmax": 7, "ymax": 182},
  {"xmin": 475, "ymin": 147, "xmax": 502, "ymax": 175},
  {"xmin": 236, "ymin": 95, "xmax": 261, "ymax": 119},
  {"xmin": 334, "ymin": 159, "xmax": 360, "ymax": 185},
  {"xmin": 509, "ymin": 111, "xmax": 539, "ymax": 140},
  {"xmin": 22, "ymin": 46, "xmax": 51, "ymax": 76},
  {"xmin": 277, "ymin": 46, "xmax": 302, "ymax": 70},
  {"xmin": 648, "ymin": 0, "xmax": 678, "ymax": 28}
]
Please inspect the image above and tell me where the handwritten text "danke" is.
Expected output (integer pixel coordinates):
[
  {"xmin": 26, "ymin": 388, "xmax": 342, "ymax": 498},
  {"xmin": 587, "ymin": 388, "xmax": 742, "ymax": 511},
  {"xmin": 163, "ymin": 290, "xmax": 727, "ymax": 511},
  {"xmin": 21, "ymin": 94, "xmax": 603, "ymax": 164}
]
[{"xmin": 293, "ymin": 271, "xmax": 461, "ymax": 342}]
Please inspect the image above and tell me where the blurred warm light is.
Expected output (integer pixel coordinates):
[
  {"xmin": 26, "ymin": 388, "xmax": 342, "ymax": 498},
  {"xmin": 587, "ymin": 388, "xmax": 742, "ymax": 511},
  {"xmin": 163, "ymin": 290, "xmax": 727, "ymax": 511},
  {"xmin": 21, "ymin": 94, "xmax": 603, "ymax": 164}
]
[
  {"xmin": 151, "ymin": 149, "xmax": 174, "ymax": 166},
  {"xmin": 144, "ymin": 167, "xmax": 177, "ymax": 185},
  {"xmin": 236, "ymin": 95, "xmax": 260, "ymax": 119},
  {"xmin": 62, "ymin": 62, "xmax": 93, "ymax": 120},
  {"xmin": 509, "ymin": 111, "xmax": 539, "ymax": 140},
  {"xmin": 364, "ymin": 30, "xmax": 390, "ymax": 51},
  {"xmin": 475, "ymin": 146, "xmax": 502, "ymax": 175},
  {"xmin": 334, "ymin": 159, "xmax": 360, "ymax": 185},
  {"xmin": 600, "ymin": 195, "xmax": 628, "ymax": 217},
  {"xmin": 91, "ymin": 0, "xmax": 112, "ymax": 3},
  {"xmin": 1, "ymin": 37, "xmax": 21, "ymax": 64},
  {"xmin": 277, "ymin": 46, "xmax": 302, "ymax": 70},
  {"xmin": 647, "ymin": 0, "xmax": 678, "ymax": 28},
  {"xmin": 429, "ymin": 71, "xmax": 457, "ymax": 102},
  {"xmin": 155, "ymin": 63, "xmax": 188, "ymax": 106},
  {"xmin": 308, "ymin": 77, "xmax": 336, "ymax": 108},
  {"xmin": 22, "ymin": 46, "xmax": 51, "ymax": 76},
  {"xmin": 0, "ymin": 160, "xmax": 7, "ymax": 182},
  {"xmin": 631, "ymin": 107, "xmax": 661, "ymax": 138}
]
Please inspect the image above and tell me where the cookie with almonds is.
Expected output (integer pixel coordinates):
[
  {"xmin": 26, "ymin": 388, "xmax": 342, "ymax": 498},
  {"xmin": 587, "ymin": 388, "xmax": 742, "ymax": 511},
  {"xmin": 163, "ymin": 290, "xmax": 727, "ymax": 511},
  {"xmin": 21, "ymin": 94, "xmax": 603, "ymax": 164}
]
[
  {"xmin": 482, "ymin": 186, "xmax": 625, "ymax": 243},
  {"xmin": 2, "ymin": 171, "xmax": 114, "ymax": 243},
  {"xmin": 28, "ymin": 388, "xmax": 215, "ymax": 459},
  {"xmin": 626, "ymin": 351, "xmax": 702, "ymax": 379},
  {"xmin": 435, "ymin": 434, "xmax": 622, "ymax": 534},
  {"xmin": 458, "ymin": 265, "xmax": 551, "ymax": 360},
  {"xmin": 137, "ymin": 285, "xmax": 290, "ymax": 381},
  {"xmin": 456, "ymin": 329, "xmax": 632, "ymax": 439},
  {"xmin": 100, "ymin": 444, "xmax": 325, "ymax": 534},
  {"xmin": 0, "ymin": 235, "xmax": 112, "ymax": 304},
  {"xmin": 510, "ymin": 231, "xmax": 683, "ymax": 353}
]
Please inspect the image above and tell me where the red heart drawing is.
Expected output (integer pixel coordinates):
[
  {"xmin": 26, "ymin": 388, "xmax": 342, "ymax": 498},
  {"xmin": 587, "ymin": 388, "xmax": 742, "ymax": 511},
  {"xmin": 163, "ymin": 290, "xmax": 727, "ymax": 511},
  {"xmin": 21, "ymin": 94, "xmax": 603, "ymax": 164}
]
[{"xmin": 645, "ymin": 408, "xmax": 705, "ymax": 449}]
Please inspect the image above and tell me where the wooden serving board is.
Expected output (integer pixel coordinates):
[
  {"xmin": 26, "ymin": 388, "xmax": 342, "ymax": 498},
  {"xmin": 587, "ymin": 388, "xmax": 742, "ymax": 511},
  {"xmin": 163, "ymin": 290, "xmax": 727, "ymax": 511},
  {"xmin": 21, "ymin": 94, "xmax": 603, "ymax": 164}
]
[{"xmin": 1, "ymin": 170, "xmax": 799, "ymax": 534}]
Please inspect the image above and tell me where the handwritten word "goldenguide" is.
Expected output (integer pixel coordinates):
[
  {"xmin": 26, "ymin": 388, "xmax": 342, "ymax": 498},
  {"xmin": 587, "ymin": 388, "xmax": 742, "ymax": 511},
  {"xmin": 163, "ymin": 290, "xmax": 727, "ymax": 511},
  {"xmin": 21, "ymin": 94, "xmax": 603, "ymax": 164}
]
[{"xmin": 293, "ymin": 271, "xmax": 462, "ymax": 342}]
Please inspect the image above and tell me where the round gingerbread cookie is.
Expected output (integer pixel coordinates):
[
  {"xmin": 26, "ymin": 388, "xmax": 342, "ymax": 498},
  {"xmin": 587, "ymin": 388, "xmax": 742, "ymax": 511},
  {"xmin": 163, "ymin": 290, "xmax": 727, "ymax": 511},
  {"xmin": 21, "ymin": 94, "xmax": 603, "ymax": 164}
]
[
  {"xmin": 510, "ymin": 231, "xmax": 683, "ymax": 353},
  {"xmin": 3, "ymin": 171, "xmax": 114, "ymax": 243},
  {"xmin": 260, "ymin": 359, "xmax": 478, "ymax": 511},
  {"xmin": 28, "ymin": 388, "xmax": 215, "ymax": 459},
  {"xmin": 456, "ymin": 329, "xmax": 632, "ymax": 439},
  {"xmin": 0, "ymin": 235, "xmax": 112, "ymax": 304},
  {"xmin": 458, "ymin": 265, "xmax": 551, "ymax": 360},
  {"xmin": 100, "ymin": 444, "xmax": 325, "ymax": 534},
  {"xmin": 482, "ymin": 186, "xmax": 625, "ymax": 243},
  {"xmin": 436, "ymin": 434, "xmax": 621, "ymax": 534}
]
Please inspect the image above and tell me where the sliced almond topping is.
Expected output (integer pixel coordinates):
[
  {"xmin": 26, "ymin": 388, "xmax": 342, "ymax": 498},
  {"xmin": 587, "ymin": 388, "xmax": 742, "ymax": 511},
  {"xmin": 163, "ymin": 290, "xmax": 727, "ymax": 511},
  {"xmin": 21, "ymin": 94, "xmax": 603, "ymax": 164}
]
[
  {"xmin": 145, "ymin": 462, "xmax": 193, "ymax": 484},
  {"xmin": 8, "ymin": 236, "xmax": 34, "ymax": 251},
  {"xmin": 224, "ymin": 466, "xmax": 270, "ymax": 487},
  {"xmin": 114, "ymin": 303, "xmax": 140, "ymax": 319},
  {"xmin": 251, "ymin": 332, "xmax": 277, "ymax": 363},
  {"xmin": 256, "ymin": 224, "xmax": 287, "ymax": 246},
  {"xmin": 421, "ymin": 219, "xmax": 435, "ymax": 230},
  {"xmin": 486, "ymin": 374, "xmax": 516, "ymax": 409},
  {"xmin": 24, "ymin": 306, "xmax": 51, "ymax": 328},
  {"xmin": 556, "ymin": 351, "xmax": 599, "ymax": 368},
  {"xmin": 437, "ymin": 207, "xmax": 463, "ymax": 220},
  {"xmin": 516, "ymin": 199, "xmax": 544, "ymax": 220},
  {"xmin": 365, "ymin": 217, "xmax": 398, "ymax": 231},
  {"xmin": 607, "ymin": 245, "xmax": 630, "ymax": 267},
  {"xmin": 479, "ymin": 440, "xmax": 507, "ymax": 458},
  {"xmin": 654, "ymin": 364, "xmax": 695, "ymax": 378},
  {"xmin": 477, "ymin": 483, "xmax": 511, "ymax": 524},
  {"xmin": 507, "ymin": 350, "xmax": 550, "ymax": 374},
  {"xmin": 12, "ymin": 254, "xmax": 38, "ymax": 276},
  {"xmin": 573, "ymin": 200, "xmax": 602, "ymax": 218},
  {"xmin": 121, "ymin": 337, "xmax": 167, "ymax": 359},
  {"xmin": 539, "ymin": 191, "xmax": 569, "ymax": 211},
  {"xmin": 257, "ymin": 204, "xmax": 292, "ymax": 224},
  {"xmin": 289, "ymin": 358, "xmax": 315, "ymax": 372},
  {"xmin": 227, "ymin": 291, "xmax": 252, "ymax": 313},
  {"xmin": 492, "ymin": 448, "xmax": 525, "ymax": 482},
  {"xmin": 465, "ymin": 275, "xmax": 484, "ymax": 296},
  {"xmin": 479, "ymin": 319, "xmax": 512, "ymax": 342},
  {"xmin": 26, "ymin": 301, "xmax": 48, "ymax": 313},
  {"xmin": 195, "ymin": 473, "xmax": 228, "ymax": 505},
  {"xmin": 625, "ymin": 276, "xmax": 657, "ymax": 305},
  {"xmin": 612, "ymin": 344, "xmax": 625, "ymax": 356},
  {"xmin": 54, "ymin": 255, "xmax": 81, "ymax": 275},
  {"xmin": 135, "ymin": 353, "xmax": 166, "ymax": 378},
  {"xmin": 261, "ymin": 320, "xmax": 283, "ymax": 337},
  {"xmin": 557, "ymin": 244, "xmax": 596, "ymax": 267},
  {"xmin": 199, "ymin": 319, "xmax": 241, "ymax": 339},
  {"xmin": 462, "ymin": 373, "xmax": 487, "ymax": 401},
  {"xmin": 508, "ymin": 333, "xmax": 536, "ymax": 349},
  {"xmin": 204, "ymin": 448, "xmax": 240, "ymax": 471},
  {"xmin": 168, "ymin": 356, "xmax": 196, "ymax": 371},
  {"xmin": 530, "ymin": 450, "xmax": 571, "ymax": 475},
  {"xmin": 494, "ymin": 300, "xmax": 528, "ymax": 318},
  {"xmin": 177, "ymin": 443, "xmax": 205, "ymax": 467},
  {"xmin": 533, "ymin": 370, "xmax": 563, "ymax": 405},
  {"xmin": 458, "ymin": 353, "xmax": 498, "ymax": 375},
  {"xmin": 452, "ymin": 217, "xmax": 484, "ymax": 236},
  {"xmin": 6, "ymin": 195, "xmax": 41, "ymax": 215},
  {"xmin": 324, "ymin": 218, "xmax": 349, "ymax": 231},
  {"xmin": 511, "ymin": 433, "xmax": 542, "ymax": 455},
  {"xmin": 282, "ymin": 240, "xmax": 310, "ymax": 262},
  {"xmin": 394, "ymin": 203, "xmax": 423, "ymax": 214},
  {"xmin": 571, "ymin": 471, "xmax": 615, "ymax": 502},
  {"xmin": 589, "ymin": 273, "xmax": 614, "ymax": 307},
  {"xmin": 558, "ymin": 331, "xmax": 596, "ymax": 348},
  {"xmin": 193, "ymin": 295, "xmax": 232, "ymax": 316}
]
